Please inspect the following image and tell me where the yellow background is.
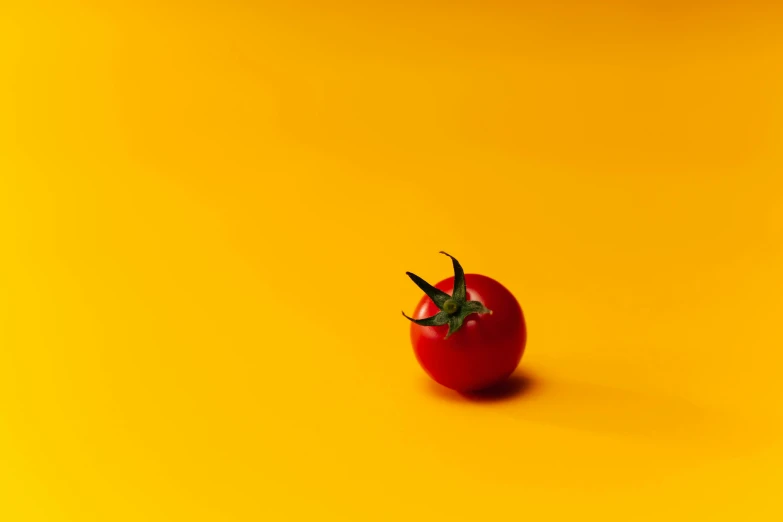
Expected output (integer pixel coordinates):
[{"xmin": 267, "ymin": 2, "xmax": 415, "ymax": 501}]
[{"xmin": 2, "ymin": 1, "xmax": 782, "ymax": 520}]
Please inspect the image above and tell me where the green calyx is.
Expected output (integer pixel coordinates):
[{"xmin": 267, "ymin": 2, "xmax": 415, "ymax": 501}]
[{"xmin": 402, "ymin": 252, "xmax": 493, "ymax": 339}]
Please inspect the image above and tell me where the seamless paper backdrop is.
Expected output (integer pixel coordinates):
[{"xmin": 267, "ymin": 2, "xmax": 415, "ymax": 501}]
[{"xmin": 2, "ymin": 1, "xmax": 782, "ymax": 521}]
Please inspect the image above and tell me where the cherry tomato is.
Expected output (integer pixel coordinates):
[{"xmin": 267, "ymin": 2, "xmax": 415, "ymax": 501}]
[{"xmin": 403, "ymin": 253, "xmax": 526, "ymax": 392}]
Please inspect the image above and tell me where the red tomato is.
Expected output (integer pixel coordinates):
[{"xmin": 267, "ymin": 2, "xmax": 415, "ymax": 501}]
[{"xmin": 403, "ymin": 254, "xmax": 526, "ymax": 393}]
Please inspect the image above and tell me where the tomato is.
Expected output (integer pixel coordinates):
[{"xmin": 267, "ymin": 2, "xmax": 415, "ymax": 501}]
[{"xmin": 403, "ymin": 253, "xmax": 526, "ymax": 393}]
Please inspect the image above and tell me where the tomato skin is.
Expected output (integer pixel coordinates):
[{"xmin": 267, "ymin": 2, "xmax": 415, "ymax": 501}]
[{"xmin": 410, "ymin": 274, "xmax": 526, "ymax": 392}]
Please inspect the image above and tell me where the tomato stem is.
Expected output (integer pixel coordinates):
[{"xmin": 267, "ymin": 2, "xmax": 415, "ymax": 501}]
[
  {"xmin": 402, "ymin": 252, "xmax": 492, "ymax": 339},
  {"xmin": 443, "ymin": 299, "xmax": 459, "ymax": 315}
]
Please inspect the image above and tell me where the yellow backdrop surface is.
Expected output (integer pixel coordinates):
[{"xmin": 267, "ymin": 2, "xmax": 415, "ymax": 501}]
[{"xmin": 2, "ymin": 1, "xmax": 782, "ymax": 520}]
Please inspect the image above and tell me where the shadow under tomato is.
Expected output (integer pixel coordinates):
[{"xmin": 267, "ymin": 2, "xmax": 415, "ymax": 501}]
[
  {"xmin": 427, "ymin": 372, "xmax": 539, "ymax": 403},
  {"xmin": 460, "ymin": 373, "xmax": 538, "ymax": 402}
]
